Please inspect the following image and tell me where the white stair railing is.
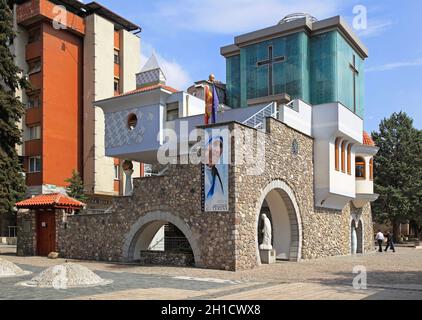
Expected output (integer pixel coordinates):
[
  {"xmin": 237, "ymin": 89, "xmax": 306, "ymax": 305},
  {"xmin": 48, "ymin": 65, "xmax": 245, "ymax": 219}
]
[{"xmin": 242, "ymin": 102, "xmax": 279, "ymax": 131}]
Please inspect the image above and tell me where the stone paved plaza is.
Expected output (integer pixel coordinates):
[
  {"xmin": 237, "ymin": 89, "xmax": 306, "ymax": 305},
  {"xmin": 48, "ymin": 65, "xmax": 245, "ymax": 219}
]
[{"xmin": 1, "ymin": 245, "xmax": 421, "ymax": 300}]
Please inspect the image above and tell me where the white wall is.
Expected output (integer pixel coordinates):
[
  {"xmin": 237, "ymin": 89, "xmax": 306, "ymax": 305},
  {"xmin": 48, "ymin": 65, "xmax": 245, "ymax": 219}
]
[
  {"xmin": 85, "ymin": 14, "xmax": 134, "ymax": 196},
  {"xmin": 121, "ymin": 29, "xmax": 141, "ymax": 186},
  {"xmin": 121, "ymin": 29, "xmax": 140, "ymax": 93},
  {"xmin": 278, "ymin": 99, "xmax": 312, "ymax": 136},
  {"xmin": 312, "ymin": 102, "xmax": 363, "ymax": 210},
  {"xmin": 12, "ymin": 6, "xmax": 28, "ymax": 158},
  {"xmin": 355, "ymin": 145, "xmax": 378, "ymax": 195}
]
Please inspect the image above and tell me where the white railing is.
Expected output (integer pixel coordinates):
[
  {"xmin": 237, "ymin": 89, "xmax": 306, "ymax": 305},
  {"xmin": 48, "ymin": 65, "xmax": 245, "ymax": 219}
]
[{"xmin": 242, "ymin": 102, "xmax": 279, "ymax": 131}]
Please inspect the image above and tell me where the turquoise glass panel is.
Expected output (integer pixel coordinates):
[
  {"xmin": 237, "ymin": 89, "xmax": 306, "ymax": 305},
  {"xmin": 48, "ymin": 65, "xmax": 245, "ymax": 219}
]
[
  {"xmin": 227, "ymin": 29, "xmax": 364, "ymax": 117},
  {"xmin": 226, "ymin": 55, "xmax": 241, "ymax": 108},
  {"xmin": 335, "ymin": 32, "xmax": 365, "ymax": 118},
  {"xmin": 239, "ymin": 32, "xmax": 310, "ymax": 107},
  {"xmin": 310, "ymin": 31, "xmax": 337, "ymax": 105}
]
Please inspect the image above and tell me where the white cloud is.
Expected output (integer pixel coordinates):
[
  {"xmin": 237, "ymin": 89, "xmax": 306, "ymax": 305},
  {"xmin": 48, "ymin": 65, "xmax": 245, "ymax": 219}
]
[
  {"xmin": 149, "ymin": 0, "xmax": 344, "ymax": 34},
  {"xmin": 140, "ymin": 42, "xmax": 193, "ymax": 90},
  {"xmin": 366, "ymin": 57, "xmax": 422, "ymax": 72},
  {"xmin": 356, "ymin": 19, "xmax": 393, "ymax": 38}
]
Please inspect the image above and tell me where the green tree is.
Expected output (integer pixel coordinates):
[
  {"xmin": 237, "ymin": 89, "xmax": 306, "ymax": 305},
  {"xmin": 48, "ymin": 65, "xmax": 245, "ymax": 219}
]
[
  {"xmin": 372, "ymin": 112, "xmax": 422, "ymax": 241},
  {"xmin": 65, "ymin": 170, "xmax": 87, "ymax": 202},
  {"xmin": 0, "ymin": 0, "xmax": 29, "ymax": 222}
]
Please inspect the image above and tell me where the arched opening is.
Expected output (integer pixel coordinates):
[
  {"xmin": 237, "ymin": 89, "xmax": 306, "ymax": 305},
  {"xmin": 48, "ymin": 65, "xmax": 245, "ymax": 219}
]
[
  {"xmin": 256, "ymin": 181, "xmax": 302, "ymax": 263},
  {"xmin": 351, "ymin": 220, "xmax": 363, "ymax": 254},
  {"xmin": 123, "ymin": 211, "xmax": 201, "ymax": 267}
]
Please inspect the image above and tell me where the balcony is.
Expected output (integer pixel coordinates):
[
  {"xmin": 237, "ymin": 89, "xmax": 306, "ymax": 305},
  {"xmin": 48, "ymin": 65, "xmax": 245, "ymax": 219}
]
[
  {"xmin": 353, "ymin": 144, "xmax": 379, "ymax": 208},
  {"xmin": 312, "ymin": 102, "xmax": 364, "ymax": 210},
  {"xmin": 28, "ymin": 71, "xmax": 42, "ymax": 91},
  {"xmin": 25, "ymin": 40, "xmax": 42, "ymax": 61}
]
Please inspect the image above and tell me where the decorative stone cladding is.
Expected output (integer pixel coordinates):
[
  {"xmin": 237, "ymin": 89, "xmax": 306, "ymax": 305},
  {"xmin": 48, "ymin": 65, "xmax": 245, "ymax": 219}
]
[
  {"xmin": 17, "ymin": 118, "xmax": 375, "ymax": 270},
  {"xmin": 139, "ymin": 251, "xmax": 194, "ymax": 267}
]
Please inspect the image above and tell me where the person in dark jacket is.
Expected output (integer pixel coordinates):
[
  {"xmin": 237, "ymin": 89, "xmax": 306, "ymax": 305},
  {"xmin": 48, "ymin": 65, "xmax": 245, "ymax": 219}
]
[{"xmin": 384, "ymin": 231, "xmax": 396, "ymax": 252}]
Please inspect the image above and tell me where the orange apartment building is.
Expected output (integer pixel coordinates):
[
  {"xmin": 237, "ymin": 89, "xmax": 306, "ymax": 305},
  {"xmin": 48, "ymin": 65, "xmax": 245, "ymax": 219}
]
[{"xmin": 11, "ymin": 0, "xmax": 144, "ymax": 209}]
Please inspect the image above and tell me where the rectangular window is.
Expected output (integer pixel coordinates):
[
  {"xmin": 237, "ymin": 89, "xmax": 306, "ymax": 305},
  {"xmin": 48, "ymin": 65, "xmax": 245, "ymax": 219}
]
[
  {"xmin": 28, "ymin": 28, "xmax": 41, "ymax": 44},
  {"xmin": 28, "ymin": 125, "xmax": 41, "ymax": 140},
  {"xmin": 27, "ymin": 94, "xmax": 41, "ymax": 108},
  {"xmin": 347, "ymin": 144, "xmax": 352, "ymax": 175},
  {"xmin": 28, "ymin": 156, "xmax": 41, "ymax": 173},
  {"xmin": 114, "ymin": 49, "xmax": 120, "ymax": 64},
  {"xmin": 114, "ymin": 165, "xmax": 120, "ymax": 180},
  {"xmin": 28, "ymin": 59, "xmax": 41, "ymax": 75},
  {"xmin": 166, "ymin": 102, "xmax": 179, "ymax": 121},
  {"xmin": 114, "ymin": 78, "xmax": 120, "ymax": 94},
  {"xmin": 341, "ymin": 141, "xmax": 346, "ymax": 173},
  {"xmin": 334, "ymin": 138, "xmax": 340, "ymax": 171}
]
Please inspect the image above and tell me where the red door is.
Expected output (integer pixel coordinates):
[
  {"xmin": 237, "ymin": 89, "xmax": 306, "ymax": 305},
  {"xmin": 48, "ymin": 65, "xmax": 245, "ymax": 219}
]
[{"xmin": 36, "ymin": 211, "xmax": 56, "ymax": 256}]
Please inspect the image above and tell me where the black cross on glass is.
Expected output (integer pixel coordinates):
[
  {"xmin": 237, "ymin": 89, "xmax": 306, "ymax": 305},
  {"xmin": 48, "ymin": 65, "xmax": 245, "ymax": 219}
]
[
  {"xmin": 256, "ymin": 46, "xmax": 286, "ymax": 96},
  {"xmin": 349, "ymin": 55, "xmax": 359, "ymax": 113}
]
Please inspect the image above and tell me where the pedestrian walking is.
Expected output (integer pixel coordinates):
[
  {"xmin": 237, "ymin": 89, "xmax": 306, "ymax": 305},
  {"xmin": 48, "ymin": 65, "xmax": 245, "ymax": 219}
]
[
  {"xmin": 384, "ymin": 231, "xmax": 396, "ymax": 252},
  {"xmin": 375, "ymin": 230, "xmax": 384, "ymax": 252}
]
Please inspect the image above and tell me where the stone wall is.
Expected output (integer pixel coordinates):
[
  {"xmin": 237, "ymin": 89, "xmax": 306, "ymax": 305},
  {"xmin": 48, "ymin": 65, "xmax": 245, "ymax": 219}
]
[
  {"xmin": 16, "ymin": 118, "xmax": 376, "ymax": 271},
  {"xmin": 16, "ymin": 209, "xmax": 36, "ymax": 256},
  {"xmin": 59, "ymin": 162, "xmax": 238, "ymax": 270},
  {"xmin": 139, "ymin": 250, "xmax": 194, "ymax": 267}
]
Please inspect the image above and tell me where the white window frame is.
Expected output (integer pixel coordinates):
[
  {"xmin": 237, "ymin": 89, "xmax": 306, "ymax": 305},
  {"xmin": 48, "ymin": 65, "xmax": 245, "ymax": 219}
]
[
  {"xmin": 28, "ymin": 125, "xmax": 41, "ymax": 140},
  {"xmin": 27, "ymin": 94, "xmax": 40, "ymax": 108},
  {"xmin": 166, "ymin": 102, "xmax": 179, "ymax": 121},
  {"xmin": 114, "ymin": 78, "xmax": 120, "ymax": 93},
  {"xmin": 28, "ymin": 156, "xmax": 41, "ymax": 173},
  {"xmin": 114, "ymin": 165, "xmax": 120, "ymax": 180},
  {"xmin": 114, "ymin": 49, "xmax": 120, "ymax": 64}
]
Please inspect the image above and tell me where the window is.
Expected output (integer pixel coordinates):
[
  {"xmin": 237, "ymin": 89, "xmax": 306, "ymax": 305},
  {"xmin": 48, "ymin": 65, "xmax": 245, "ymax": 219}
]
[
  {"xmin": 347, "ymin": 144, "xmax": 352, "ymax": 175},
  {"xmin": 127, "ymin": 113, "xmax": 137, "ymax": 130},
  {"xmin": 355, "ymin": 157, "xmax": 365, "ymax": 179},
  {"xmin": 28, "ymin": 125, "xmax": 41, "ymax": 140},
  {"xmin": 114, "ymin": 49, "xmax": 120, "ymax": 64},
  {"xmin": 166, "ymin": 102, "xmax": 179, "ymax": 121},
  {"xmin": 369, "ymin": 158, "xmax": 374, "ymax": 180},
  {"xmin": 28, "ymin": 28, "xmax": 41, "ymax": 44},
  {"xmin": 28, "ymin": 59, "xmax": 41, "ymax": 75},
  {"xmin": 114, "ymin": 165, "xmax": 120, "ymax": 180},
  {"xmin": 28, "ymin": 156, "xmax": 41, "ymax": 173},
  {"xmin": 27, "ymin": 94, "xmax": 40, "ymax": 108},
  {"xmin": 334, "ymin": 137, "xmax": 340, "ymax": 171},
  {"xmin": 114, "ymin": 78, "xmax": 120, "ymax": 94},
  {"xmin": 341, "ymin": 141, "xmax": 347, "ymax": 173}
]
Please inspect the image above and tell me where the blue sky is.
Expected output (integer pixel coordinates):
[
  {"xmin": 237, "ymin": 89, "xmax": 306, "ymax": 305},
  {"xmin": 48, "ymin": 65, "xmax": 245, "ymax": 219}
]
[{"xmin": 95, "ymin": 0, "xmax": 421, "ymax": 132}]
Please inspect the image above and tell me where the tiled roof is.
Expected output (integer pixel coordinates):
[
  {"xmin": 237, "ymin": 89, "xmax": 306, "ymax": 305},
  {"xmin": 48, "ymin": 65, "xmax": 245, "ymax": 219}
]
[
  {"xmin": 16, "ymin": 193, "xmax": 85, "ymax": 209},
  {"xmin": 118, "ymin": 84, "xmax": 179, "ymax": 97},
  {"xmin": 363, "ymin": 131, "xmax": 376, "ymax": 147}
]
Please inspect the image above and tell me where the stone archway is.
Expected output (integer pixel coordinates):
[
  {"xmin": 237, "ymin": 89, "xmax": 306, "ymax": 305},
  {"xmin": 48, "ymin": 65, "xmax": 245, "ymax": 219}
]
[
  {"xmin": 255, "ymin": 180, "xmax": 302, "ymax": 264},
  {"xmin": 122, "ymin": 211, "xmax": 202, "ymax": 266}
]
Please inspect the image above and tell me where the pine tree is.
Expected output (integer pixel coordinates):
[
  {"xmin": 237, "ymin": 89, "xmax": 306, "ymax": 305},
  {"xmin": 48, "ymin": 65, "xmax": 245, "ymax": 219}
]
[
  {"xmin": 65, "ymin": 170, "xmax": 87, "ymax": 202},
  {"xmin": 372, "ymin": 112, "xmax": 421, "ymax": 241},
  {"xmin": 0, "ymin": 0, "xmax": 28, "ymax": 223}
]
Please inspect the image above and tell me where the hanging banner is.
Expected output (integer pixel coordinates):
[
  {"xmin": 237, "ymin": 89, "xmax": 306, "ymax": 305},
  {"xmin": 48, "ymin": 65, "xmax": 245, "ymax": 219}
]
[{"xmin": 202, "ymin": 127, "xmax": 229, "ymax": 212}]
